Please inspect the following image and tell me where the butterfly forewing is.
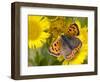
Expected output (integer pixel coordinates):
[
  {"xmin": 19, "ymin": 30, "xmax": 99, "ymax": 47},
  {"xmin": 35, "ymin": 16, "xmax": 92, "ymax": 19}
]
[
  {"xmin": 67, "ymin": 23, "xmax": 79, "ymax": 37},
  {"xmin": 49, "ymin": 37, "xmax": 62, "ymax": 57}
]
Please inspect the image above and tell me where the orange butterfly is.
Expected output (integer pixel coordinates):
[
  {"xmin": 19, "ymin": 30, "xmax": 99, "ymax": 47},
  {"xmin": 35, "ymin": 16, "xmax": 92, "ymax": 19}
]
[{"xmin": 49, "ymin": 23, "xmax": 82, "ymax": 61}]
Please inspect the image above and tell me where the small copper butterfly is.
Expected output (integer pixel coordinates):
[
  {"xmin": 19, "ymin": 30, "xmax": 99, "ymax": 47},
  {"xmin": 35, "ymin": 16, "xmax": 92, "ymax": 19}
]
[{"xmin": 49, "ymin": 23, "xmax": 82, "ymax": 61}]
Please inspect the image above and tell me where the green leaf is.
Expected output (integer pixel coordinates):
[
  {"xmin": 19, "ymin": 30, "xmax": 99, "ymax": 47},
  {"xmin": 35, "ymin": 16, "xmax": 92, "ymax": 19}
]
[{"xmin": 77, "ymin": 17, "xmax": 88, "ymax": 27}]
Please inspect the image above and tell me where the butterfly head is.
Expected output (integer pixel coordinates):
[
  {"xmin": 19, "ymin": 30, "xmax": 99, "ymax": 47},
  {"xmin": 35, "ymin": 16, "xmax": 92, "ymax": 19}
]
[{"xmin": 66, "ymin": 23, "xmax": 79, "ymax": 37}]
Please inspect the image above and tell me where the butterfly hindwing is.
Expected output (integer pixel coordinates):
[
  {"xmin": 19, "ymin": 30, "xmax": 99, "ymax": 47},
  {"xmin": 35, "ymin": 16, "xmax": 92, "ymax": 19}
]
[
  {"xmin": 61, "ymin": 35, "xmax": 82, "ymax": 60},
  {"xmin": 60, "ymin": 36, "xmax": 72, "ymax": 57}
]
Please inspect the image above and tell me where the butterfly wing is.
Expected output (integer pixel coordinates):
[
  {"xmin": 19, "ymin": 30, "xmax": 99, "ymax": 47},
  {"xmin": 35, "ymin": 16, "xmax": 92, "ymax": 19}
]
[
  {"xmin": 49, "ymin": 36, "xmax": 73, "ymax": 57},
  {"xmin": 49, "ymin": 37, "xmax": 62, "ymax": 57},
  {"xmin": 71, "ymin": 38, "xmax": 82, "ymax": 54},
  {"xmin": 66, "ymin": 23, "xmax": 79, "ymax": 37},
  {"xmin": 60, "ymin": 36, "xmax": 72, "ymax": 57},
  {"xmin": 61, "ymin": 35, "xmax": 82, "ymax": 60},
  {"xmin": 61, "ymin": 35, "xmax": 82, "ymax": 50}
]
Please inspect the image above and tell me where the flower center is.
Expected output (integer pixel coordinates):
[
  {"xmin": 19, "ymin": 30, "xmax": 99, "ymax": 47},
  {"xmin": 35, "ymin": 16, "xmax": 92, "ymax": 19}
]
[{"xmin": 28, "ymin": 20, "xmax": 41, "ymax": 40}]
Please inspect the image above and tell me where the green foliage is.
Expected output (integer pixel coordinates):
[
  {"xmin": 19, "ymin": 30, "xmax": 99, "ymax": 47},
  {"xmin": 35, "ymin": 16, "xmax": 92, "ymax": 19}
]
[
  {"xmin": 65, "ymin": 17, "xmax": 88, "ymax": 27},
  {"xmin": 78, "ymin": 17, "xmax": 88, "ymax": 27},
  {"xmin": 28, "ymin": 42, "xmax": 62, "ymax": 66}
]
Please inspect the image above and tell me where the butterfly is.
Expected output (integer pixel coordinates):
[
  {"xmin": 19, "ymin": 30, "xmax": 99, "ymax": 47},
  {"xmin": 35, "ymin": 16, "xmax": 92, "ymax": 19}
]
[{"xmin": 49, "ymin": 23, "xmax": 82, "ymax": 61}]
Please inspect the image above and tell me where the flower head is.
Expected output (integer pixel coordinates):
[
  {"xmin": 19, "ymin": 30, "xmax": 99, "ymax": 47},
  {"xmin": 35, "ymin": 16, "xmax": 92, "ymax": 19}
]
[
  {"xmin": 49, "ymin": 16, "xmax": 67, "ymax": 38},
  {"xmin": 28, "ymin": 16, "xmax": 50, "ymax": 48}
]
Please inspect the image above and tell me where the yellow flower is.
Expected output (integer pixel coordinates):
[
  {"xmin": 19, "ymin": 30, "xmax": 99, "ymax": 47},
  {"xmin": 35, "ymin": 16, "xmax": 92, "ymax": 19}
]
[
  {"xmin": 49, "ymin": 16, "xmax": 67, "ymax": 38},
  {"xmin": 58, "ymin": 20, "xmax": 88, "ymax": 65},
  {"xmin": 28, "ymin": 16, "xmax": 50, "ymax": 48}
]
